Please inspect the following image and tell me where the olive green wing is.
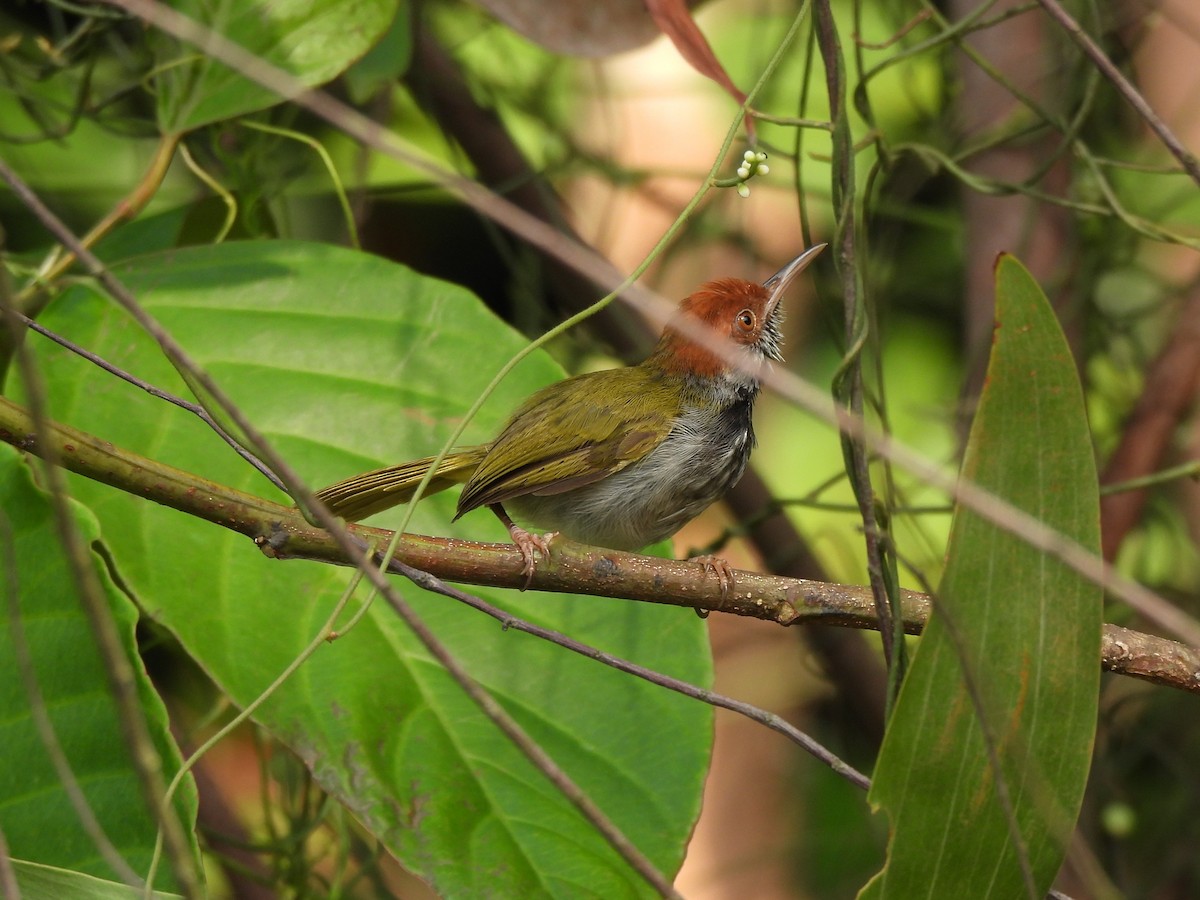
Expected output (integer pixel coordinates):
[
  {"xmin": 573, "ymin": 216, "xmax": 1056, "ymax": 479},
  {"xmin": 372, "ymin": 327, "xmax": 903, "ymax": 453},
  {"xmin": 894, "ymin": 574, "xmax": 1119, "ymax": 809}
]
[{"xmin": 455, "ymin": 367, "xmax": 679, "ymax": 517}]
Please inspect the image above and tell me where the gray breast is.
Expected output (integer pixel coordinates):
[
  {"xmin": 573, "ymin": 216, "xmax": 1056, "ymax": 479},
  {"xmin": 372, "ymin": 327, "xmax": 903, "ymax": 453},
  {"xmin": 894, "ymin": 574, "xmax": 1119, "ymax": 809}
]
[{"xmin": 508, "ymin": 399, "xmax": 756, "ymax": 550}]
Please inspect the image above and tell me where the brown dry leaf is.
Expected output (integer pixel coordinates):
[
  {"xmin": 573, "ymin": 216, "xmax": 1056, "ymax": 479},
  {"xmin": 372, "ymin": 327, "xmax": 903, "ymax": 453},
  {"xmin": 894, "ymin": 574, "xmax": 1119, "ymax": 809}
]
[
  {"xmin": 645, "ymin": 0, "xmax": 749, "ymax": 113},
  {"xmin": 473, "ymin": 0, "xmax": 752, "ymax": 135},
  {"xmin": 471, "ymin": 0, "xmax": 670, "ymax": 57}
]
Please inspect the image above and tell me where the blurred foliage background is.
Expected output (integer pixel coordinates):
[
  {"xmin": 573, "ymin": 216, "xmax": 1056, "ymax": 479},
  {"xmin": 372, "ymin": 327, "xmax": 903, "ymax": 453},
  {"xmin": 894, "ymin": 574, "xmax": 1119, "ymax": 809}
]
[{"xmin": 2, "ymin": 0, "xmax": 1199, "ymax": 896}]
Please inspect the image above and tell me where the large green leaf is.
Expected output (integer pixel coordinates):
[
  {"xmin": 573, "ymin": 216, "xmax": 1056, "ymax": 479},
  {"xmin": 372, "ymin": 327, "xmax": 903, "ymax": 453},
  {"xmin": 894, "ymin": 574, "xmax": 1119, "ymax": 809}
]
[
  {"xmin": 0, "ymin": 449, "xmax": 198, "ymax": 891},
  {"xmin": 862, "ymin": 255, "xmax": 1102, "ymax": 898},
  {"xmin": 3, "ymin": 860, "xmax": 182, "ymax": 900},
  {"xmin": 152, "ymin": 0, "xmax": 398, "ymax": 133},
  {"xmin": 27, "ymin": 240, "xmax": 712, "ymax": 898}
]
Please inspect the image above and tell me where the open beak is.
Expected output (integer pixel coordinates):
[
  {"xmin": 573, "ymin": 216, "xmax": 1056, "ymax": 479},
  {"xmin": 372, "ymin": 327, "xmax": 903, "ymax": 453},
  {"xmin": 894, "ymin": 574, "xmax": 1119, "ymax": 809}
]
[{"xmin": 762, "ymin": 243, "xmax": 826, "ymax": 318}]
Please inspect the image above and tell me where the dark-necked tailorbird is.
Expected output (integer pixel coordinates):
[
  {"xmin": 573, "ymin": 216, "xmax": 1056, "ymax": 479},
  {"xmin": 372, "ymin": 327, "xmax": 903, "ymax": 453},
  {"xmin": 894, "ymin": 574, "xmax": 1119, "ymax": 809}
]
[{"xmin": 316, "ymin": 244, "xmax": 825, "ymax": 585}]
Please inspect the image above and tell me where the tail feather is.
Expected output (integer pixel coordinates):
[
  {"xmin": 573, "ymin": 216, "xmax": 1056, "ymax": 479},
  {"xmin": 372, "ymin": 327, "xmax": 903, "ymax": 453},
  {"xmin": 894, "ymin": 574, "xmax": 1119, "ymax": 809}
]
[{"xmin": 315, "ymin": 450, "xmax": 483, "ymax": 522}]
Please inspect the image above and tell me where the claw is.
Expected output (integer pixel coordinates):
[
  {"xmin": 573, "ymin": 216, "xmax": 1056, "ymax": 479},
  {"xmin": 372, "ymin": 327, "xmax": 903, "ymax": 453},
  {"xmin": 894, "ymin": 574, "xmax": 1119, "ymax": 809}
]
[
  {"xmin": 489, "ymin": 503, "xmax": 554, "ymax": 590},
  {"xmin": 690, "ymin": 554, "xmax": 736, "ymax": 599},
  {"xmin": 508, "ymin": 524, "xmax": 556, "ymax": 589}
]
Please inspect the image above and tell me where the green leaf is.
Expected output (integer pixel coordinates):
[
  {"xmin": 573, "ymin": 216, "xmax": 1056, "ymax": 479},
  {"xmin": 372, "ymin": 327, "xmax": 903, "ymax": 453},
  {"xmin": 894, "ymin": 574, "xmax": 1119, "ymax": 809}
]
[
  {"xmin": 862, "ymin": 255, "xmax": 1102, "ymax": 898},
  {"xmin": 343, "ymin": 6, "xmax": 412, "ymax": 104},
  {"xmin": 152, "ymin": 0, "xmax": 398, "ymax": 133},
  {"xmin": 29, "ymin": 240, "xmax": 712, "ymax": 898},
  {"xmin": 0, "ymin": 449, "xmax": 198, "ymax": 891},
  {"xmin": 93, "ymin": 207, "xmax": 191, "ymax": 264},
  {"xmin": 3, "ymin": 859, "xmax": 182, "ymax": 900}
]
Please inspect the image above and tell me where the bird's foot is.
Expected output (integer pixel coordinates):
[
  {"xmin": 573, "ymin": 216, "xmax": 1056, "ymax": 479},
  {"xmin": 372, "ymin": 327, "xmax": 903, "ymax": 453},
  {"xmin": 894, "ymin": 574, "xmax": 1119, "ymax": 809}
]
[
  {"xmin": 690, "ymin": 554, "xmax": 736, "ymax": 599},
  {"xmin": 507, "ymin": 524, "xmax": 557, "ymax": 590},
  {"xmin": 489, "ymin": 503, "xmax": 555, "ymax": 590}
]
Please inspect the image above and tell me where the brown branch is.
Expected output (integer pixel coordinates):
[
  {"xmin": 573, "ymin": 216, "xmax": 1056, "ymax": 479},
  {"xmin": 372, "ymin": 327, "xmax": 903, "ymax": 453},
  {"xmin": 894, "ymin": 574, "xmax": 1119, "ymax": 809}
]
[{"xmin": 2, "ymin": 395, "xmax": 1195, "ymax": 695}]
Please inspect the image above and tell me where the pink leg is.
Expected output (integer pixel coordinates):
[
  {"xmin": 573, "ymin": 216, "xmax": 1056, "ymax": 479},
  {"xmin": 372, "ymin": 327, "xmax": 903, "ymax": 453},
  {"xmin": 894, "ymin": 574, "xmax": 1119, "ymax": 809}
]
[{"xmin": 489, "ymin": 504, "xmax": 556, "ymax": 589}]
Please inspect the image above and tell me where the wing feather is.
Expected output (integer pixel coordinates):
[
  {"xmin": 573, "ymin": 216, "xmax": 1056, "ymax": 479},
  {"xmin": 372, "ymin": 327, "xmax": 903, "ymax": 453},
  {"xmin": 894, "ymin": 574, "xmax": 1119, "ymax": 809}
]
[{"xmin": 456, "ymin": 367, "xmax": 678, "ymax": 516}]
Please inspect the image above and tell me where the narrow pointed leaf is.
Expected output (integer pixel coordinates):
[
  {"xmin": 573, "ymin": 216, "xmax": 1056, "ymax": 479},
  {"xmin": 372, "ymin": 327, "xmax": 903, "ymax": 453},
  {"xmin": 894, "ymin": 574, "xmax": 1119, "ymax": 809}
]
[
  {"xmin": 862, "ymin": 254, "xmax": 1102, "ymax": 898},
  {"xmin": 645, "ymin": 0, "xmax": 747, "ymax": 107}
]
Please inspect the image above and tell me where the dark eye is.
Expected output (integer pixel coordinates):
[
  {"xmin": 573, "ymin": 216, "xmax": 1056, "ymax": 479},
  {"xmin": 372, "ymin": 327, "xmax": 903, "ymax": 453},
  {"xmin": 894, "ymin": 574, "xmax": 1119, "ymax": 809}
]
[{"xmin": 736, "ymin": 309, "xmax": 756, "ymax": 331}]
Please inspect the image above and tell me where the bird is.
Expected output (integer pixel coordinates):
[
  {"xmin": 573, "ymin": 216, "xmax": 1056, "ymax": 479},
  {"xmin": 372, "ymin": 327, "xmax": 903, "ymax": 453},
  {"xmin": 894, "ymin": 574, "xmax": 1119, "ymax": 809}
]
[{"xmin": 315, "ymin": 244, "xmax": 825, "ymax": 587}]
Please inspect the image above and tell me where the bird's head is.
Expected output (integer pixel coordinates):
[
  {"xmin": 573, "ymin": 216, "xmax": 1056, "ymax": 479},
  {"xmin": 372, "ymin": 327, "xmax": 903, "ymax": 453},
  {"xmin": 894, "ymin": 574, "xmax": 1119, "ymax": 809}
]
[{"xmin": 650, "ymin": 244, "xmax": 825, "ymax": 386}]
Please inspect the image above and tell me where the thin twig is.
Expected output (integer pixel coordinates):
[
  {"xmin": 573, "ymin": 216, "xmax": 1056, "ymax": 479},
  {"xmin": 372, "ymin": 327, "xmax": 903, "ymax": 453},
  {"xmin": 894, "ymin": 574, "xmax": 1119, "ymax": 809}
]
[
  {"xmin": 387, "ymin": 556, "xmax": 871, "ymax": 791},
  {"xmin": 814, "ymin": 0, "xmax": 904, "ymax": 697},
  {"xmin": 1101, "ymin": 460, "xmax": 1200, "ymax": 496},
  {"xmin": 0, "ymin": 826, "xmax": 19, "ymax": 900},
  {"xmin": 1035, "ymin": 0, "xmax": 1200, "ymax": 187},
  {"xmin": 16, "ymin": 133, "xmax": 181, "ymax": 311},
  {"xmin": 149, "ymin": 552, "xmax": 374, "ymax": 890},
  {"xmin": 378, "ymin": 584, "xmax": 683, "ymax": 899},
  {"xmin": 176, "ymin": 142, "xmax": 237, "ymax": 243},
  {"xmin": 1098, "ymin": 283, "xmax": 1200, "ymax": 558},
  {"xmin": 15, "ymin": 312, "xmax": 286, "ymax": 493}
]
